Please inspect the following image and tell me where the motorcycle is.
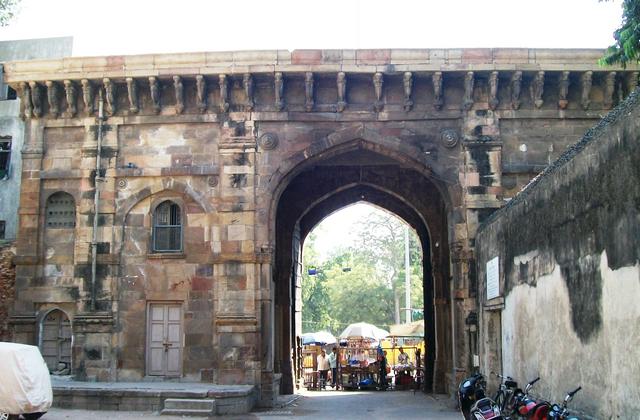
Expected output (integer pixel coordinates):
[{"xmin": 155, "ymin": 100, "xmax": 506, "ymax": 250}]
[{"xmin": 458, "ymin": 373, "xmax": 503, "ymax": 420}]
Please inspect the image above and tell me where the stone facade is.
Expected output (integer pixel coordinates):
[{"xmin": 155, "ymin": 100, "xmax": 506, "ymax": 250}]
[
  {"xmin": 476, "ymin": 90, "xmax": 640, "ymax": 418},
  {"xmin": 3, "ymin": 49, "xmax": 638, "ymax": 404}
]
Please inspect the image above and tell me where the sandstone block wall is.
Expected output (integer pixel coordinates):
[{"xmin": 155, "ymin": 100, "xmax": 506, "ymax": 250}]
[
  {"xmin": 0, "ymin": 242, "xmax": 15, "ymax": 341},
  {"xmin": 476, "ymin": 90, "xmax": 640, "ymax": 419}
]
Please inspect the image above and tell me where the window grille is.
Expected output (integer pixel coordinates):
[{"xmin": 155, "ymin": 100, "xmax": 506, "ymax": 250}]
[
  {"xmin": 0, "ymin": 137, "xmax": 10, "ymax": 179},
  {"xmin": 45, "ymin": 192, "xmax": 76, "ymax": 228},
  {"xmin": 153, "ymin": 201, "xmax": 182, "ymax": 252}
]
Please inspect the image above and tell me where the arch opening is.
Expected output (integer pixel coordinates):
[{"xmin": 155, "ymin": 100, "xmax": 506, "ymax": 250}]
[{"xmin": 271, "ymin": 141, "xmax": 452, "ymax": 395}]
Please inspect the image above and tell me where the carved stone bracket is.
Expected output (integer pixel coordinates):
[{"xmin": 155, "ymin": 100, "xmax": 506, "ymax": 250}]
[
  {"xmin": 432, "ymin": 72, "xmax": 443, "ymax": 110},
  {"xmin": 304, "ymin": 72, "xmax": 314, "ymax": 112},
  {"xmin": 45, "ymin": 81, "xmax": 59, "ymax": 118},
  {"xmin": 530, "ymin": 71, "xmax": 545, "ymax": 109},
  {"xmin": 81, "ymin": 79, "xmax": 94, "ymax": 116},
  {"xmin": 29, "ymin": 81, "xmax": 42, "ymax": 118},
  {"xmin": 462, "ymin": 72, "xmax": 474, "ymax": 111},
  {"xmin": 219, "ymin": 74, "xmax": 229, "ymax": 113},
  {"xmin": 173, "ymin": 75, "xmax": 184, "ymax": 114},
  {"xmin": 274, "ymin": 72, "xmax": 284, "ymax": 111},
  {"xmin": 149, "ymin": 76, "xmax": 161, "ymax": 114},
  {"xmin": 196, "ymin": 75, "xmax": 207, "ymax": 113},
  {"xmin": 581, "ymin": 71, "xmax": 593, "ymax": 111},
  {"xmin": 242, "ymin": 73, "xmax": 254, "ymax": 112},
  {"xmin": 258, "ymin": 132, "xmax": 279, "ymax": 150},
  {"xmin": 125, "ymin": 77, "xmax": 138, "ymax": 113},
  {"xmin": 20, "ymin": 82, "xmax": 32, "ymax": 119},
  {"xmin": 558, "ymin": 71, "xmax": 570, "ymax": 110},
  {"xmin": 336, "ymin": 72, "xmax": 347, "ymax": 112},
  {"xmin": 488, "ymin": 71, "xmax": 499, "ymax": 111},
  {"xmin": 604, "ymin": 71, "xmax": 617, "ymax": 109},
  {"xmin": 103, "ymin": 78, "xmax": 116, "ymax": 115},
  {"xmin": 403, "ymin": 72, "xmax": 413, "ymax": 112},
  {"xmin": 63, "ymin": 80, "xmax": 76, "ymax": 117},
  {"xmin": 510, "ymin": 71, "xmax": 522, "ymax": 110},
  {"xmin": 373, "ymin": 72, "xmax": 384, "ymax": 112}
]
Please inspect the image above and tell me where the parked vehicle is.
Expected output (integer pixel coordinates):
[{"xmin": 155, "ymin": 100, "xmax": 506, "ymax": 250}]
[
  {"xmin": 458, "ymin": 373, "xmax": 503, "ymax": 420},
  {"xmin": 0, "ymin": 342, "xmax": 52, "ymax": 420},
  {"xmin": 511, "ymin": 377, "xmax": 582, "ymax": 420},
  {"xmin": 547, "ymin": 387, "xmax": 582, "ymax": 420},
  {"xmin": 491, "ymin": 371, "xmax": 519, "ymax": 418}
]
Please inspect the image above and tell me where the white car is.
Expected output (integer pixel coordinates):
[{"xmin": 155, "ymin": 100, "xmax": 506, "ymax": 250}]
[{"xmin": 0, "ymin": 342, "xmax": 52, "ymax": 420}]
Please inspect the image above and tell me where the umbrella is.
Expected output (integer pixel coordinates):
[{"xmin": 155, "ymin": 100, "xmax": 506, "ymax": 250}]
[
  {"xmin": 301, "ymin": 331, "xmax": 336, "ymax": 346},
  {"xmin": 339, "ymin": 322, "xmax": 389, "ymax": 340}
]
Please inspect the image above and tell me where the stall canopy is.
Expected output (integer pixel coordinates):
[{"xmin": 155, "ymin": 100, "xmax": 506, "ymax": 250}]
[
  {"xmin": 301, "ymin": 331, "xmax": 337, "ymax": 346},
  {"xmin": 339, "ymin": 322, "xmax": 389, "ymax": 340},
  {"xmin": 389, "ymin": 320, "xmax": 424, "ymax": 337}
]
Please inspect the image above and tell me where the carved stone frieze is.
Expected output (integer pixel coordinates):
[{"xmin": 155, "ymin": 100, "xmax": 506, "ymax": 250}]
[
  {"xmin": 149, "ymin": 77, "xmax": 161, "ymax": 114},
  {"xmin": 196, "ymin": 75, "xmax": 207, "ymax": 113},
  {"xmin": 304, "ymin": 72, "xmax": 314, "ymax": 112},
  {"xmin": 336, "ymin": 72, "xmax": 347, "ymax": 112},
  {"xmin": 581, "ymin": 71, "xmax": 592, "ymax": 111},
  {"xmin": 63, "ymin": 80, "xmax": 76, "ymax": 117},
  {"xmin": 488, "ymin": 71, "xmax": 499, "ymax": 111},
  {"xmin": 558, "ymin": 71, "xmax": 570, "ymax": 110},
  {"xmin": 125, "ymin": 77, "xmax": 138, "ymax": 114},
  {"xmin": 441, "ymin": 129, "xmax": 459, "ymax": 148},
  {"xmin": 604, "ymin": 72, "xmax": 616, "ymax": 110},
  {"xmin": 373, "ymin": 72, "xmax": 384, "ymax": 112},
  {"xmin": 462, "ymin": 72, "xmax": 474, "ymax": 111},
  {"xmin": 432, "ymin": 72, "xmax": 443, "ymax": 110},
  {"xmin": 173, "ymin": 76, "xmax": 184, "ymax": 114},
  {"xmin": 45, "ymin": 81, "xmax": 59, "ymax": 118},
  {"xmin": 242, "ymin": 73, "xmax": 254, "ymax": 112},
  {"xmin": 219, "ymin": 74, "xmax": 229, "ymax": 113},
  {"xmin": 20, "ymin": 82, "xmax": 31, "ymax": 119},
  {"xmin": 403, "ymin": 72, "xmax": 413, "ymax": 112},
  {"xmin": 530, "ymin": 71, "xmax": 545, "ymax": 109},
  {"xmin": 510, "ymin": 71, "xmax": 522, "ymax": 110},
  {"xmin": 103, "ymin": 78, "xmax": 116, "ymax": 115},
  {"xmin": 29, "ymin": 81, "xmax": 42, "ymax": 118},
  {"xmin": 258, "ymin": 132, "xmax": 279, "ymax": 150},
  {"xmin": 274, "ymin": 72, "xmax": 284, "ymax": 111},
  {"xmin": 81, "ymin": 79, "xmax": 94, "ymax": 116}
]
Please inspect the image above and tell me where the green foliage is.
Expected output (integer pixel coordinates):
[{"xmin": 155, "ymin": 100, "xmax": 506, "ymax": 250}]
[
  {"xmin": 0, "ymin": 0, "xmax": 19, "ymax": 27},
  {"xmin": 600, "ymin": 0, "xmax": 640, "ymax": 67},
  {"xmin": 301, "ymin": 207, "xmax": 424, "ymax": 335}
]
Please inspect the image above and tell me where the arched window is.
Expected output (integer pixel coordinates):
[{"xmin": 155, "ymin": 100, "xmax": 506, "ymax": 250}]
[
  {"xmin": 45, "ymin": 192, "xmax": 76, "ymax": 228},
  {"xmin": 153, "ymin": 200, "xmax": 182, "ymax": 252}
]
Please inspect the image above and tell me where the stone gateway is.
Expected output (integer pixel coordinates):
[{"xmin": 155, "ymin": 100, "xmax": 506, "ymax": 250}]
[{"xmin": 4, "ymin": 49, "xmax": 637, "ymax": 406}]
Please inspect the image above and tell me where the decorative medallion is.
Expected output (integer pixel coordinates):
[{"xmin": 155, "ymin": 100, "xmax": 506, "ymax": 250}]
[
  {"xmin": 117, "ymin": 178, "xmax": 128, "ymax": 189},
  {"xmin": 441, "ymin": 129, "xmax": 459, "ymax": 148},
  {"xmin": 258, "ymin": 133, "xmax": 279, "ymax": 150},
  {"xmin": 207, "ymin": 175, "xmax": 219, "ymax": 187}
]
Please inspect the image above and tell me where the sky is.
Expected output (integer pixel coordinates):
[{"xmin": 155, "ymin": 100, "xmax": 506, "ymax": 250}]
[
  {"xmin": 0, "ymin": 0, "xmax": 625, "ymax": 57},
  {"xmin": 0, "ymin": 0, "xmax": 624, "ymax": 258}
]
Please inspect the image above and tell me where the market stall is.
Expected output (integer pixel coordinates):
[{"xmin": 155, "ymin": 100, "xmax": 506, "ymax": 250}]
[
  {"xmin": 301, "ymin": 331, "xmax": 336, "ymax": 390},
  {"xmin": 383, "ymin": 320, "xmax": 425, "ymax": 390},
  {"xmin": 338, "ymin": 322, "xmax": 389, "ymax": 391}
]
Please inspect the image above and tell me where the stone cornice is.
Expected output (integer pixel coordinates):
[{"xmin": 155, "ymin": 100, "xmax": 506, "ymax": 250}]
[{"xmin": 4, "ymin": 48, "xmax": 638, "ymax": 83}]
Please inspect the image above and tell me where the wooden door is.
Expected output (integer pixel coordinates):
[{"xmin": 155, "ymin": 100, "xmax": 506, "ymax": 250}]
[
  {"xmin": 147, "ymin": 303, "xmax": 183, "ymax": 377},
  {"xmin": 41, "ymin": 309, "xmax": 72, "ymax": 373}
]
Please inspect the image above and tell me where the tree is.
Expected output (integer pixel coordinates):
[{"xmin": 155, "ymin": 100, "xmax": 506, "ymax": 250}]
[
  {"xmin": 600, "ymin": 0, "xmax": 640, "ymax": 67},
  {"xmin": 0, "ymin": 0, "xmax": 19, "ymax": 27}
]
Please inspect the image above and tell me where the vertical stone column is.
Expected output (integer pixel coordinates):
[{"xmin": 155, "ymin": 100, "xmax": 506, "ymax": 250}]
[
  {"xmin": 11, "ymin": 119, "xmax": 45, "ymax": 342},
  {"xmin": 214, "ymin": 120, "xmax": 261, "ymax": 386}
]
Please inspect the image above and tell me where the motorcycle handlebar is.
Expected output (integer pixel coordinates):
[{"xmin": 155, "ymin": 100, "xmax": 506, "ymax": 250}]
[
  {"xmin": 529, "ymin": 377, "xmax": 541, "ymax": 386},
  {"xmin": 568, "ymin": 386, "xmax": 582, "ymax": 398},
  {"xmin": 490, "ymin": 371, "xmax": 514, "ymax": 381}
]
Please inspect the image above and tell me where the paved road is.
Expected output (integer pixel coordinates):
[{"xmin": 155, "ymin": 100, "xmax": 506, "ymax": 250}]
[{"xmin": 41, "ymin": 389, "xmax": 459, "ymax": 419}]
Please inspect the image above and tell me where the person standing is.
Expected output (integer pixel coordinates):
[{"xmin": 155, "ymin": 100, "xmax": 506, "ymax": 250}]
[
  {"xmin": 317, "ymin": 349, "xmax": 330, "ymax": 389},
  {"xmin": 328, "ymin": 347, "xmax": 338, "ymax": 389}
]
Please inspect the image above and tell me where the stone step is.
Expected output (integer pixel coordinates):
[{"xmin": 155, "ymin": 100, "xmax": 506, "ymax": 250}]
[
  {"xmin": 162, "ymin": 398, "xmax": 216, "ymax": 416},
  {"xmin": 161, "ymin": 408, "xmax": 215, "ymax": 417}
]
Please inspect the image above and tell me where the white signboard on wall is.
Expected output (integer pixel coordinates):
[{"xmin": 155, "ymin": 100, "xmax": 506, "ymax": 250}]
[{"xmin": 486, "ymin": 257, "xmax": 500, "ymax": 300}]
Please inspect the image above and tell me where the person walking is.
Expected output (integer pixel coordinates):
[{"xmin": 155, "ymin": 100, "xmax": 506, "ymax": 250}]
[
  {"xmin": 317, "ymin": 349, "xmax": 330, "ymax": 389},
  {"xmin": 328, "ymin": 347, "xmax": 338, "ymax": 389}
]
